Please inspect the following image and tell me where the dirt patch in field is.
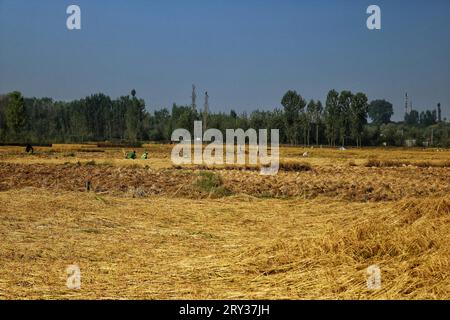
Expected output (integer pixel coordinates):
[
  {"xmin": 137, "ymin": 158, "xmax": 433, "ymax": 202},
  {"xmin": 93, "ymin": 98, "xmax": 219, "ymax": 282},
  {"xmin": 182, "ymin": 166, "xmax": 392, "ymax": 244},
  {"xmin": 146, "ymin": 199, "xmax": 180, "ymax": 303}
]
[
  {"xmin": 0, "ymin": 162, "xmax": 196, "ymax": 196},
  {"xmin": 0, "ymin": 162, "xmax": 448, "ymax": 201}
]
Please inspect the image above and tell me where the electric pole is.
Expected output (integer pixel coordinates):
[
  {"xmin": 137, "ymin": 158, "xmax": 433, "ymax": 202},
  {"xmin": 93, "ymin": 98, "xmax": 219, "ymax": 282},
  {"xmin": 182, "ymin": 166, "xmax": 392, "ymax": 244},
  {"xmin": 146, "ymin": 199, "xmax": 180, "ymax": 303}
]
[
  {"xmin": 191, "ymin": 84, "xmax": 197, "ymax": 112},
  {"xmin": 404, "ymin": 92, "xmax": 408, "ymax": 116},
  {"xmin": 203, "ymin": 91, "xmax": 209, "ymax": 132},
  {"xmin": 437, "ymin": 103, "xmax": 442, "ymax": 122}
]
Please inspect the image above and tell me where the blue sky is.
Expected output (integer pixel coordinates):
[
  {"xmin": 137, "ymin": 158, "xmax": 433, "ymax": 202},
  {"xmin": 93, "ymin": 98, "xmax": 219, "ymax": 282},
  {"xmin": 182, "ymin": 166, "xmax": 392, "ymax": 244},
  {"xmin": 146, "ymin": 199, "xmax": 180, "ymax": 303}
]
[{"xmin": 0, "ymin": 0, "xmax": 449, "ymax": 120}]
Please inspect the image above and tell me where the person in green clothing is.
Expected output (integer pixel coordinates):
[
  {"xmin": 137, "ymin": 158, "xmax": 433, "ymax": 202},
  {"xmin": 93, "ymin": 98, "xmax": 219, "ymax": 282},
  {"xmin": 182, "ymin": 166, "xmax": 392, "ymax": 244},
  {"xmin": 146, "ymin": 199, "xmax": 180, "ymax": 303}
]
[
  {"xmin": 141, "ymin": 150, "xmax": 149, "ymax": 160},
  {"xmin": 125, "ymin": 150, "xmax": 136, "ymax": 159}
]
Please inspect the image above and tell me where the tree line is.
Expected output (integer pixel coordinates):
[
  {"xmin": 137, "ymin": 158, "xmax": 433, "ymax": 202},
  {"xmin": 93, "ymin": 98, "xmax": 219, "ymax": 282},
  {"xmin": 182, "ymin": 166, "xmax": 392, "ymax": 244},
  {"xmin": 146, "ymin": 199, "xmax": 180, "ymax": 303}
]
[{"xmin": 0, "ymin": 89, "xmax": 448, "ymax": 147}]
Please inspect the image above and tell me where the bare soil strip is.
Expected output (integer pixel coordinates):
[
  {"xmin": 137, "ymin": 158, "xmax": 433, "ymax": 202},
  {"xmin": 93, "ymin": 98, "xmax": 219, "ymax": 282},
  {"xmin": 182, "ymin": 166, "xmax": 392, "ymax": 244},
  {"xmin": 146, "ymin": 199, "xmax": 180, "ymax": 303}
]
[{"xmin": 0, "ymin": 162, "xmax": 448, "ymax": 201}]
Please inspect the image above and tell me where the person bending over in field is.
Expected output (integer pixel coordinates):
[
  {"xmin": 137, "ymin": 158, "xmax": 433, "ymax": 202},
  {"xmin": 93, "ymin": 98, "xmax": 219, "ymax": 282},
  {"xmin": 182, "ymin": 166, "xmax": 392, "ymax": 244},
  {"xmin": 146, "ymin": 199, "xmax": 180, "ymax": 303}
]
[
  {"xmin": 125, "ymin": 150, "xmax": 137, "ymax": 159},
  {"xmin": 25, "ymin": 144, "xmax": 34, "ymax": 154},
  {"xmin": 141, "ymin": 150, "xmax": 149, "ymax": 160}
]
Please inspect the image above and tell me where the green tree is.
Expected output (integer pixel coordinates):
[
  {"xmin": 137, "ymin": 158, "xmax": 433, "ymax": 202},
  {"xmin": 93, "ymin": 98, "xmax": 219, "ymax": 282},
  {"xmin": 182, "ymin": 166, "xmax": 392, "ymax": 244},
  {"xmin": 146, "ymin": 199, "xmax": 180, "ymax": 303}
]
[
  {"xmin": 405, "ymin": 110, "xmax": 419, "ymax": 125},
  {"xmin": 324, "ymin": 89, "xmax": 339, "ymax": 146},
  {"xmin": 305, "ymin": 100, "xmax": 317, "ymax": 146},
  {"xmin": 380, "ymin": 123, "xmax": 403, "ymax": 146},
  {"xmin": 150, "ymin": 108, "xmax": 171, "ymax": 141},
  {"xmin": 368, "ymin": 99, "xmax": 393, "ymax": 124},
  {"xmin": 419, "ymin": 110, "xmax": 437, "ymax": 126},
  {"xmin": 0, "ymin": 94, "xmax": 9, "ymax": 142},
  {"xmin": 5, "ymin": 91, "xmax": 26, "ymax": 141},
  {"xmin": 171, "ymin": 103, "xmax": 198, "ymax": 135},
  {"xmin": 1, "ymin": 88, "xmax": 448, "ymax": 148},
  {"xmin": 350, "ymin": 92, "xmax": 368, "ymax": 147},
  {"xmin": 125, "ymin": 94, "xmax": 146, "ymax": 142},
  {"xmin": 281, "ymin": 90, "xmax": 305, "ymax": 145},
  {"xmin": 69, "ymin": 100, "xmax": 89, "ymax": 142},
  {"xmin": 313, "ymin": 101, "xmax": 323, "ymax": 145},
  {"xmin": 338, "ymin": 90, "xmax": 353, "ymax": 147}
]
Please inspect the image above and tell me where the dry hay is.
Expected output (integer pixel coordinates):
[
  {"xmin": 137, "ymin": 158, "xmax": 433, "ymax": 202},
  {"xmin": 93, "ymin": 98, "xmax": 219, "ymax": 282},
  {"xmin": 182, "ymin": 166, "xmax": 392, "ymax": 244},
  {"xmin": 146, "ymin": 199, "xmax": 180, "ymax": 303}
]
[
  {"xmin": 366, "ymin": 158, "xmax": 450, "ymax": 168},
  {"xmin": 0, "ymin": 162, "xmax": 449, "ymax": 201},
  {"xmin": 173, "ymin": 160, "xmax": 312, "ymax": 173},
  {"xmin": 218, "ymin": 166, "xmax": 450, "ymax": 201},
  {"xmin": 0, "ymin": 189, "xmax": 448, "ymax": 299},
  {"xmin": 0, "ymin": 145, "xmax": 449, "ymax": 299}
]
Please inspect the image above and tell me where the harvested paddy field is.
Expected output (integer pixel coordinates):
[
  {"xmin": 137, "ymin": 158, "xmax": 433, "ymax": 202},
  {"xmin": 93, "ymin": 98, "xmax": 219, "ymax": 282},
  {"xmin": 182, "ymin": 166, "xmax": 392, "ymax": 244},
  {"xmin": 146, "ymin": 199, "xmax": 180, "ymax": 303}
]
[
  {"xmin": 0, "ymin": 162, "xmax": 448, "ymax": 201},
  {"xmin": 0, "ymin": 145, "xmax": 449, "ymax": 299}
]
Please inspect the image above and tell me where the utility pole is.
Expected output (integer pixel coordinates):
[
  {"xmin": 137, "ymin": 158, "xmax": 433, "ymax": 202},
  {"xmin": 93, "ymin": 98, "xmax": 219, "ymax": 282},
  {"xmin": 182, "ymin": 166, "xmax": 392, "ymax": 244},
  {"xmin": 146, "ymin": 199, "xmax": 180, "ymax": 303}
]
[
  {"xmin": 431, "ymin": 128, "xmax": 434, "ymax": 146},
  {"xmin": 437, "ymin": 103, "xmax": 442, "ymax": 122},
  {"xmin": 191, "ymin": 84, "xmax": 197, "ymax": 112},
  {"xmin": 203, "ymin": 91, "xmax": 209, "ymax": 132},
  {"xmin": 404, "ymin": 92, "xmax": 408, "ymax": 116}
]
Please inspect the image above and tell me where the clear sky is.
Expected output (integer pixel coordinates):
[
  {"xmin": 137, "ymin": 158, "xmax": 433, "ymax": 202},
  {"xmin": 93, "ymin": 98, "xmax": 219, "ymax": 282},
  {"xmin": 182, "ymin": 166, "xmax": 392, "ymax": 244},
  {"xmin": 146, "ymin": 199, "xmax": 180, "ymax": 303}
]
[{"xmin": 0, "ymin": 0, "xmax": 449, "ymax": 121}]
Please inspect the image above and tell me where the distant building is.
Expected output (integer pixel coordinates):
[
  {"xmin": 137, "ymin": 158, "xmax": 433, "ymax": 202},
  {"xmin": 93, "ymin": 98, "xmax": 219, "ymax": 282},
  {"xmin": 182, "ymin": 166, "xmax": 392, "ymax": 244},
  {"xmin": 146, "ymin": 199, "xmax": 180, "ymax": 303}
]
[{"xmin": 405, "ymin": 139, "xmax": 416, "ymax": 147}]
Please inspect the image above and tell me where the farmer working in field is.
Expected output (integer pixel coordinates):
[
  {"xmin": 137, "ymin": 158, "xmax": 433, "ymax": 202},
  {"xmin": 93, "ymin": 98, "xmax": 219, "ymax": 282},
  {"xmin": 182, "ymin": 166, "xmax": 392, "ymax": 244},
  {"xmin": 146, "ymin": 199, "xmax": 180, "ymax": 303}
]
[
  {"xmin": 141, "ymin": 150, "xmax": 149, "ymax": 160},
  {"xmin": 125, "ymin": 150, "xmax": 137, "ymax": 159},
  {"xmin": 25, "ymin": 144, "xmax": 34, "ymax": 154}
]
